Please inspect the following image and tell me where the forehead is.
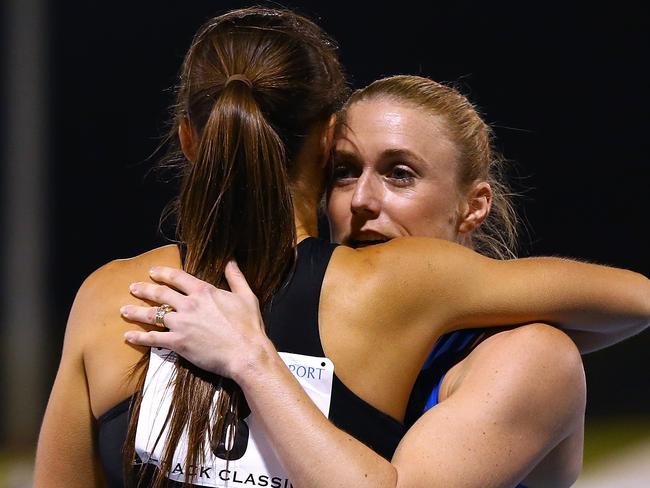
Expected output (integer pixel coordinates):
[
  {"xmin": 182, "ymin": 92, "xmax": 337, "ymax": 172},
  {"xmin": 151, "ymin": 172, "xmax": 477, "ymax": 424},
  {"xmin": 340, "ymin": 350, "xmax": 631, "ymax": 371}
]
[{"xmin": 336, "ymin": 98, "xmax": 459, "ymax": 166}]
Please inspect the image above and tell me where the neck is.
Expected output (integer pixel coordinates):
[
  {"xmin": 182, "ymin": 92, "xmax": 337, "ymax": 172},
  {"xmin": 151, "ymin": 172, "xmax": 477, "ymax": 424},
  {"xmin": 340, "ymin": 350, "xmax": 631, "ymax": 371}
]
[
  {"xmin": 293, "ymin": 192, "xmax": 320, "ymax": 241},
  {"xmin": 290, "ymin": 128, "xmax": 329, "ymax": 242}
]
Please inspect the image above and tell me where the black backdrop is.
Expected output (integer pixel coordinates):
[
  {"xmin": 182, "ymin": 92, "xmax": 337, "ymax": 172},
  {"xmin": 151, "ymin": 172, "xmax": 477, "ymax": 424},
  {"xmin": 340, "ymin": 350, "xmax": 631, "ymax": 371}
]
[{"xmin": 47, "ymin": 1, "xmax": 648, "ymax": 416}]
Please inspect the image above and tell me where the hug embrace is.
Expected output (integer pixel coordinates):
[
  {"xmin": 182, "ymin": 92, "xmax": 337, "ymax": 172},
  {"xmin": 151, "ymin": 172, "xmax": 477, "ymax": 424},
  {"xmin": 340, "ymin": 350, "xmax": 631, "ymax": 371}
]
[{"xmin": 36, "ymin": 7, "xmax": 649, "ymax": 488}]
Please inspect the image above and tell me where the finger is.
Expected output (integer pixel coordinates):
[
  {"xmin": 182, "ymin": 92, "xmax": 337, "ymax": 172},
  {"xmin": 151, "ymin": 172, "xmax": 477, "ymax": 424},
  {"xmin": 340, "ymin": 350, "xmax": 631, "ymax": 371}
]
[
  {"xmin": 129, "ymin": 282, "xmax": 185, "ymax": 309},
  {"xmin": 225, "ymin": 260, "xmax": 255, "ymax": 297},
  {"xmin": 120, "ymin": 305, "xmax": 178, "ymax": 329},
  {"xmin": 124, "ymin": 330, "xmax": 173, "ymax": 349},
  {"xmin": 149, "ymin": 266, "xmax": 207, "ymax": 295}
]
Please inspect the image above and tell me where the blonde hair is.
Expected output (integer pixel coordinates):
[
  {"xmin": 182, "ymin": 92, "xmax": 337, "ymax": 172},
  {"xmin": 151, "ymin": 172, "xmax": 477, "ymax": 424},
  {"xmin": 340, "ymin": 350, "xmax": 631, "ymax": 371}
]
[{"xmin": 340, "ymin": 75, "xmax": 519, "ymax": 259}]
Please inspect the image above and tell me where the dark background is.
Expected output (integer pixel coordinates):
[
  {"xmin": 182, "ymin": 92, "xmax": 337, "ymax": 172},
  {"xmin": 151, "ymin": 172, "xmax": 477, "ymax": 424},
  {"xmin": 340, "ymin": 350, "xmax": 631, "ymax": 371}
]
[{"xmin": 46, "ymin": 0, "xmax": 648, "ymax": 417}]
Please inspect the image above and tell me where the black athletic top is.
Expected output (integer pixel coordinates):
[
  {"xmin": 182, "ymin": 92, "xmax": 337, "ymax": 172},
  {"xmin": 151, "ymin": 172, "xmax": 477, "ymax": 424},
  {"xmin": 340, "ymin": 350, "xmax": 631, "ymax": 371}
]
[{"xmin": 97, "ymin": 237, "xmax": 406, "ymax": 487}]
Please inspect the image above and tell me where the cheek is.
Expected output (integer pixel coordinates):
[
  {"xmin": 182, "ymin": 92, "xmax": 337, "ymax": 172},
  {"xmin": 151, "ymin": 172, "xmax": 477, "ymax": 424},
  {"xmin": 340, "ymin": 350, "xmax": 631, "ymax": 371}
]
[
  {"xmin": 390, "ymin": 192, "xmax": 459, "ymax": 240},
  {"xmin": 326, "ymin": 189, "xmax": 351, "ymax": 239}
]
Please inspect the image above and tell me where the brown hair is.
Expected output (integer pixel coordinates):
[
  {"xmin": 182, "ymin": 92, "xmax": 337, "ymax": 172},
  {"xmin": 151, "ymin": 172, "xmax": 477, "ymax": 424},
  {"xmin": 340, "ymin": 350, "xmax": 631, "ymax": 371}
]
[
  {"xmin": 124, "ymin": 7, "xmax": 348, "ymax": 486},
  {"xmin": 338, "ymin": 75, "xmax": 519, "ymax": 259}
]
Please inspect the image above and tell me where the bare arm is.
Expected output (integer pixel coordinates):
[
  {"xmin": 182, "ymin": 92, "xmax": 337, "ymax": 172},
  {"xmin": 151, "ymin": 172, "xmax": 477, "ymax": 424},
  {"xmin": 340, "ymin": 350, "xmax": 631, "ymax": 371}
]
[
  {"xmin": 233, "ymin": 323, "xmax": 585, "ymax": 488},
  {"xmin": 238, "ymin": 344, "xmax": 398, "ymax": 487},
  {"xmin": 36, "ymin": 245, "xmax": 186, "ymax": 486},
  {"xmin": 561, "ymin": 326, "xmax": 648, "ymax": 354},
  {"xmin": 123, "ymin": 265, "xmax": 587, "ymax": 488},
  {"xmin": 34, "ymin": 270, "xmax": 107, "ymax": 487},
  {"xmin": 349, "ymin": 238, "xmax": 650, "ymax": 349},
  {"xmin": 391, "ymin": 324, "xmax": 585, "ymax": 488}
]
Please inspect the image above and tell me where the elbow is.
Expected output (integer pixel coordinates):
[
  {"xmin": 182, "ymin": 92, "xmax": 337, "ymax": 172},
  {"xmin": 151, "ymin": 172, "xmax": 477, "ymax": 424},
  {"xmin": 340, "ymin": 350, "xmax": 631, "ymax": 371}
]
[
  {"xmin": 622, "ymin": 273, "xmax": 650, "ymax": 340},
  {"xmin": 566, "ymin": 459, "xmax": 583, "ymax": 488},
  {"xmin": 631, "ymin": 273, "xmax": 650, "ymax": 330},
  {"xmin": 635, "ymin": 273, "xmax": 650, "ymax": 335},
  {"xmin": 635, "ymin": 273, "xmax": 650, "ymax": 325}
]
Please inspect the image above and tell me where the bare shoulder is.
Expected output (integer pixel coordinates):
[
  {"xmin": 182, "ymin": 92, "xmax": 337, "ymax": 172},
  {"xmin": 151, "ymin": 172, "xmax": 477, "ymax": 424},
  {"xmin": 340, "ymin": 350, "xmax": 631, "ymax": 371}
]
[
  {"xmin": 320, "ymin": 240, "xmax": 465, "ymax": 417},
  {"xmin": 473, "ymin": 325, "xmax": 586, "ymax": 487},
  {"xmin": 322, "ymin": 237, "xmax": 472, "ymax": 346},
  {"xmin": 87, "ymin": 244, "xmax": 181, "ymax": 285},
  {"xmin": 35, "ymin": 245, "xmax": 181, "ymax": 484},
  {"xmin": 324, "ymin": 237, "xmax": 470, "ymax": 307},
  {"xmin": 66, "ymin": 246, "xmax": 177, "ymax": 336},
  {"xmin": 446, "ymin": 324, "xmax": 585, "ymax": 405},
  {"xmin": 330, "ymin": 236, "xmax": 478, "ymax": 275},
  {"xmin": 444, "ymin": 324, "xmax": 585, "ymax": 486},
  {"xmin": 74, "ymin": 244, "xmax": 181, "ymax": 319},
  {"xmin": 322, "ymin": 241, "xmax": 441, "ymax": 335},
  {"xmin": 393, "ymin": 324, "xmax": 585, "ymax": 488},
  {"xmin": 475, "ymin": 324, "xmax": 582, "ymax": 368},
  {"xmin": 70, "ymin": 244, "xmax": 182, "ymax": 417},
  {"xmin": 325, "ymin": 236, "xmax": 491, "ymax": 331}
]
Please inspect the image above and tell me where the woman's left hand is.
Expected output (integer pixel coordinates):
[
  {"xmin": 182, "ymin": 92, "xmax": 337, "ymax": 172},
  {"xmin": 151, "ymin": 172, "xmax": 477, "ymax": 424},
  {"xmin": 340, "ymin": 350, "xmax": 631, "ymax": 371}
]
[{"xmin": 121, "ymin": 261, "xmax": 269, "ymax": 378}]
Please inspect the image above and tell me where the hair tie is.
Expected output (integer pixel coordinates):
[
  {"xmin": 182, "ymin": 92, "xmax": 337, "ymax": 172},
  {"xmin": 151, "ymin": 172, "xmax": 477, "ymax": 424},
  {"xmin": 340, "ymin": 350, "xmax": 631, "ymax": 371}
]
[{"xmin": 225, "ymin": 74, "xmax": 253, "ymax": 89}]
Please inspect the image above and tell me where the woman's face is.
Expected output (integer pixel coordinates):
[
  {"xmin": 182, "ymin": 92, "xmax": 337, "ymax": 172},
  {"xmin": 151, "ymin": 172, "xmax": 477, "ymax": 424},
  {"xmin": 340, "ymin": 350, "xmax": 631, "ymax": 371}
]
[{"xmin": 327, "ymin": 98, "xmax": 468, "ymax": 247}]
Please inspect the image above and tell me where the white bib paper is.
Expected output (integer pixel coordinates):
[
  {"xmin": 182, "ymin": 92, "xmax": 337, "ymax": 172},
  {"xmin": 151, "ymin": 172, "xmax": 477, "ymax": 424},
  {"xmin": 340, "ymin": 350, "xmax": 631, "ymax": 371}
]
[{"xmin": 135, "ymin": 347, "xmax": 334, "ymax": 486}]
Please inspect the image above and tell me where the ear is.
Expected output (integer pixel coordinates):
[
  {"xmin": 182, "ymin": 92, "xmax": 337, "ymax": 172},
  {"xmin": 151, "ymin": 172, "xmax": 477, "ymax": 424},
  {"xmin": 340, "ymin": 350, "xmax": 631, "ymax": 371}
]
[
  {"xmin": 318, "ymin": 114, "xmax": 337, "ymax": 168},
  {"xmin": 179, "ymin": 118, "xmax": 198, "ymax": 163},
  {"xmin": 458, "ymin": 181, "xmax": 492, "ymax": 235}
]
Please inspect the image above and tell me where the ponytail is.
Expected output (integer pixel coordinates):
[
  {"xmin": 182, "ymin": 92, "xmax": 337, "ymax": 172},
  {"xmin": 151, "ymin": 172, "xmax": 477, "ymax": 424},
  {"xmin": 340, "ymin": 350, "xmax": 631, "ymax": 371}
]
[
  {"xmin": 123, "ymin": 8, "xmax": 348, "ymax": 486},
  {"xmin": 149, "ymin": 82, "xmax": 296, "ymax": 486},
  {"xmin": 180, "ymin": 79, "xmax": 295, "ymax": 302}
]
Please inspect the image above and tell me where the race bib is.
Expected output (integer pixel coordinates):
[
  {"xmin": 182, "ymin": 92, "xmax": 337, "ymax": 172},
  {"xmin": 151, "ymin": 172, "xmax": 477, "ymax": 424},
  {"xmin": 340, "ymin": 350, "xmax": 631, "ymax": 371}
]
[{"xmin": 135, "ymin": 348, "xmax": 334, "ymax": 486}]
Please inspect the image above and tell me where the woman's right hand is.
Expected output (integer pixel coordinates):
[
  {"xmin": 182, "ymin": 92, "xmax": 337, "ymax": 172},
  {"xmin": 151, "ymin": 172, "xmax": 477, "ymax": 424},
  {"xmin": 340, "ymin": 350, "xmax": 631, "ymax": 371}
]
[{"xmin": 120, "ymin": 261, "xmax": 273, "ymax": 380}]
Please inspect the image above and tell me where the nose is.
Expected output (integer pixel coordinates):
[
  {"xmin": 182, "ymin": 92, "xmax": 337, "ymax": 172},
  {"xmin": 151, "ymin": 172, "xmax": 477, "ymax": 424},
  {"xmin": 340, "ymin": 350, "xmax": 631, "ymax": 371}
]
[{"xmin": 351, "ymin": 172, "xmax": 382, "ymax": 219}]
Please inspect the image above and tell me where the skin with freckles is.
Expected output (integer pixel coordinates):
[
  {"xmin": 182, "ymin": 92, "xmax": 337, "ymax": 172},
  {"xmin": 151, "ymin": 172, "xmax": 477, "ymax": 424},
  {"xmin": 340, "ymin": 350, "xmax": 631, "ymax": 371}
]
[
  {"xmin": 322, "ymin": 98, "xmax": 584, "ymax": 486},
  {"xmin": 328, "ymin": 98, "xmax": 491, "ymax": 248},
  {"xmin": 329, "ymin": 99, "xmax": 461, "ymax": 243},
  {"xmin": 35, "ymin": 77, "xmax": 650, "ymax": 488},
  {"xmin": 115, "ymin": 97, "xmax": 647, "ymax": 488},
  {"xmin": 115, "ymin": 95, "xmax": 650, "ymax": 488}
]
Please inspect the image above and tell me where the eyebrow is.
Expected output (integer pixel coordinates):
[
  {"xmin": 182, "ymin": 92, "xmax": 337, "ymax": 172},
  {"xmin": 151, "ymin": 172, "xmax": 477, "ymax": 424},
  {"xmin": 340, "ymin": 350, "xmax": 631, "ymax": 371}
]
[
  {"xmin": 332, "ymin": 147, "xmax": 427, "ymax": 164},
  {"xmin": 380, "ymin": 148, "xmax": 427, "ymax": 165},
  {"xmin": 331, "ymin": 148, "xmax": 360, "ymax": 161}
]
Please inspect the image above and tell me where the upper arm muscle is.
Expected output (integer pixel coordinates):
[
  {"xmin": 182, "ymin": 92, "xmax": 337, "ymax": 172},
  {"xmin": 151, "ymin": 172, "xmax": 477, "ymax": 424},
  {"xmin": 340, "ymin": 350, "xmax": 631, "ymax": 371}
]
[
  {"xmin": 358, "ymin": 237, "xmax": 649, "ymax": 340},
  {"xmin": 391, "ymin": 324, "xmax": 585, "ymax": 488},
  {"xmin": 34, "ymin": 266, "xmax": 113, "ymax": 487}
]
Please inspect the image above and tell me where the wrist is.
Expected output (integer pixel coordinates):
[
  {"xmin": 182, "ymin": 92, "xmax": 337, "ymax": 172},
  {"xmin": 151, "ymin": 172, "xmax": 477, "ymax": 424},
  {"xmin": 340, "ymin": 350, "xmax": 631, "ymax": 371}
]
[{"xmin": 230, "ymin": 336, "xmax": 280, "ymax": 386}]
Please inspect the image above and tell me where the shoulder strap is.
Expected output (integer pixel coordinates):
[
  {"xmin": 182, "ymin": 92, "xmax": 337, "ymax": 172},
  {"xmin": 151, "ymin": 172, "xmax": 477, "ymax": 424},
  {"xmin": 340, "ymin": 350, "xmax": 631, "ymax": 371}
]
[{"xmin": 263, "ymin": 237, "xmax": 338, "ymax": 357}]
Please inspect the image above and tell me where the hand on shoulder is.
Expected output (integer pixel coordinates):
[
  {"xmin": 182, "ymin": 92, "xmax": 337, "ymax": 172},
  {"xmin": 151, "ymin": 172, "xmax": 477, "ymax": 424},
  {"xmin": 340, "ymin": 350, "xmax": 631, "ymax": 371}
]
[{"xmin": 71, "ymin": 244, "xmax": 183, "ymax": 418}]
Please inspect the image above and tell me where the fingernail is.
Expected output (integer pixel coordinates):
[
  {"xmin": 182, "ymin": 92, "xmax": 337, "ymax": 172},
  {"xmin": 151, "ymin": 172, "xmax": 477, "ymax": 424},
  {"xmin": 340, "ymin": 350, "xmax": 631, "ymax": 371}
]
[
  {"xmin": 149, "ymin": 267, "xmax": 159, "ymax": 276},
  {"xmin": 120, "ymin": 306, "xmax": 129, "ymax": 316},
  {"xmin": 129, "ymin": 283, "xmax": 137, "ymax": 292},
  {"xmin": 124, "ymin": 332, "xmax": 134, "ymax": 342}
]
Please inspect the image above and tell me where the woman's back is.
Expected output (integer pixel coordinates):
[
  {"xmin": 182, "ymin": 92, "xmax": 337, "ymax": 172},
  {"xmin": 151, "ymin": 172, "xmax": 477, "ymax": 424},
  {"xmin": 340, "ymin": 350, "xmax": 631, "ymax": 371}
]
[
  {"xmin": 83, "ymin": 238, "xmax": 419, "ymax": 484},
  {"xmin": 84, "ymin": 239, "xmax": 438, "ymax": 426},
  {"xmin": 82, "ymin": 241, "xmax": 431, "ymax": 423},
  {"xmin": 86, "ymin": 234, "xmax": 649, "ymax": 423},
  {"xmin": 84, "ymin": 245, "xmax": 182, "ymax": 420}
]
